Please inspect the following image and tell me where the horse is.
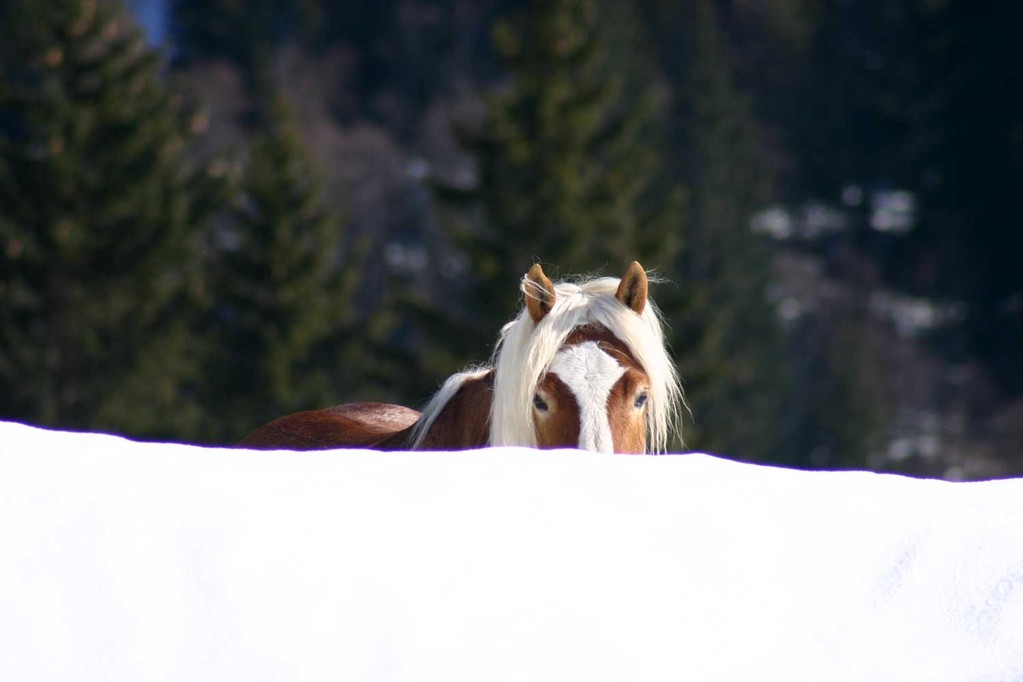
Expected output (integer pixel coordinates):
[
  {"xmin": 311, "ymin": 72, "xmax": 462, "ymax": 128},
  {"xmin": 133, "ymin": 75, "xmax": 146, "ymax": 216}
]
[{"xmin": 239, "ymin": 261, "xmax": 684, "ymax": 453}]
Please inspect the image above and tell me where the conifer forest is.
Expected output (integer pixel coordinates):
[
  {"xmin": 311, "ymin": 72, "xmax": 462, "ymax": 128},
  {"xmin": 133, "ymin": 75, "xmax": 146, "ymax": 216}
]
[{"xmin": 1, "ymin": 0, "xmax": 1021, "ymax": 478}]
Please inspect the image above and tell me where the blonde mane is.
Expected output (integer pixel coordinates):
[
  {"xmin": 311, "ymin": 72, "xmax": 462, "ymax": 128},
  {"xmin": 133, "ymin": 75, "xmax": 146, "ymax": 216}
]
[{"xmin": 411, "ymin": 272, "xmax": 684, "ymax": 453}]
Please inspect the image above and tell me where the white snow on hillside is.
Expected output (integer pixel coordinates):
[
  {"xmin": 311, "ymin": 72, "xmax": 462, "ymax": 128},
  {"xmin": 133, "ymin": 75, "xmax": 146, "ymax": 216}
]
[{"xmin": 1, "ymin": 421, "xmax": 1022, "ymax": 681}]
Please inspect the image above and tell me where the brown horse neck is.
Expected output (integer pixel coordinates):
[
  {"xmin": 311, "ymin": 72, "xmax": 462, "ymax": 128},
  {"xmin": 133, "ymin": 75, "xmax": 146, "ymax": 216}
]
[{"xmin": 411, "ymin": 370, "xmax": 494, "ymax": 450}]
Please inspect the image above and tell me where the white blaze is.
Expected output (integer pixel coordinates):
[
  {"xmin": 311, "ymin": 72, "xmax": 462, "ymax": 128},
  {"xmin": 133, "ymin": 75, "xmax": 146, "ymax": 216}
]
[{"xmin": 548, "ymin": 342, "xmax": 626, "ymax": 453}]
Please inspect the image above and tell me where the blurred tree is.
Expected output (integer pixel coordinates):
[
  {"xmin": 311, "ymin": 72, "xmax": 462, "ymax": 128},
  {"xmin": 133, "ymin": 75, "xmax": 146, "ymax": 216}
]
[
  {"xmin": 482, "ymin": 0, "xmax": 680, "ymax": 272},
  {"xmin": 642, "ymin": 0, "xmax": 794, "ymax": 460},
  {"xmin": 422, "ymin": 0, "xmax": 683, "ymax": 380},
  {"xmin": 780, "ymin": 248, "xmax": 894, "ymax": 470},
  {"xmin": 0, "ymin": 0, "xmax": 223, "ymax": 440},
  {"xmin": 206, "ymin": 93, "xmax": 361, "ymax": 441}
]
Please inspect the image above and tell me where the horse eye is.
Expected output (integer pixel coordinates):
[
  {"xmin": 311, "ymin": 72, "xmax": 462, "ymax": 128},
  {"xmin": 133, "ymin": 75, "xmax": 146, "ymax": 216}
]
[
  {"xmin": 634, "ymin": 392, "xmax": 649, "ymax": 409},
  {"xmin": 533, "ymin": 394, "xmax": 549, "ymax": 412}
]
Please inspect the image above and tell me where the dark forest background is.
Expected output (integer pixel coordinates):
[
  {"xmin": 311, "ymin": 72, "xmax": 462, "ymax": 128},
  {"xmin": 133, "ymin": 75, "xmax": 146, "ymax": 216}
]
[{"xmin": 1, "ymin": 0, "xmax": 1020, "ymax": 479}]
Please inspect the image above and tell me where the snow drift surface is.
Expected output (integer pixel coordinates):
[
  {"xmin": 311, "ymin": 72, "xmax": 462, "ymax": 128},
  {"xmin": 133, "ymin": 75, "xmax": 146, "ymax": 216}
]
[{"xmin": 1, "ymin": 421, "xmax": 1022, "ymax": 681}]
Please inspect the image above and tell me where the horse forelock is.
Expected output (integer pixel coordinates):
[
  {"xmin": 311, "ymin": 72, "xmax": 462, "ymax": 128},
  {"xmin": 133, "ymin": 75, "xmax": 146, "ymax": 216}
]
[{"xmin": 491, "ymin": 275, "xmax": 684, "ymax": 453}]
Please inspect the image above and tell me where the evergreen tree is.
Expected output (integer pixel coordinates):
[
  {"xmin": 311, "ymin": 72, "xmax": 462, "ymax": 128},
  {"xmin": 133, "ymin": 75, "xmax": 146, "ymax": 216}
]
[
  {"xmin": 0, "ymin": 0, "xmax": 220, "ymax": 439},
  {"xmin": 784, "ymin": 288, "xmax": 892, "ymax": 471},
  {"xmin": 424, "ymin": 0, "xmax": 682, "ymax": 376},
  {"xmin": 644, "ymin": 0, "xmax": 792, "ymax": 459},
  {"xmin": 208, "ymin": 93, "xmax": 357, "ymax": 441},
  {"xmin": 482, "ymin": 0, "xmax": 679, "ymax": 274}
]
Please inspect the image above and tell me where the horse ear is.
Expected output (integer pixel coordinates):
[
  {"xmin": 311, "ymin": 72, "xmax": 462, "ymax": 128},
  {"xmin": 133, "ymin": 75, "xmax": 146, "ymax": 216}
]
[
  {"xmin": 524, "ymin": 263, "xmax": 557, "ymax": 324},
  {"xmin": 616, "ymin": 261, "xmax": 648, "ymax": 315}
]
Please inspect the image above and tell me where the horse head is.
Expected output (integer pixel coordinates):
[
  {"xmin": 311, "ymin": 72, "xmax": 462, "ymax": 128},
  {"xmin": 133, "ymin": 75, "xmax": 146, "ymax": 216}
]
[{"xmin": 488, "ymin": 261, "xmax": 683, "ymax": 454}]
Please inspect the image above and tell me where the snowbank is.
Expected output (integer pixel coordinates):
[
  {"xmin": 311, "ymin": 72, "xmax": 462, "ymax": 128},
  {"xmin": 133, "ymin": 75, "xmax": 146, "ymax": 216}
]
[{"xmin": 1, "ymin": 421, "xmax": 1021, "ymax": 681}]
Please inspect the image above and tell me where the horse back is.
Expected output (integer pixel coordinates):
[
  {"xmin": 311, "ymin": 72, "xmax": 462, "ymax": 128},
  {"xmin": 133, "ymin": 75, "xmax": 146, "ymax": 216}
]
[{"xmin": 239, "ymin": 403, "xmax": 420, "ymax": 450}]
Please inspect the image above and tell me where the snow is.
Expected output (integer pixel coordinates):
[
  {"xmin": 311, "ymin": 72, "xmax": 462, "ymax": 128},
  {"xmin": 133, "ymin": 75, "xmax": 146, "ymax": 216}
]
[{"xmin": 1, "ymin": 421, "xmax": 1022, "ymax": 681}]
